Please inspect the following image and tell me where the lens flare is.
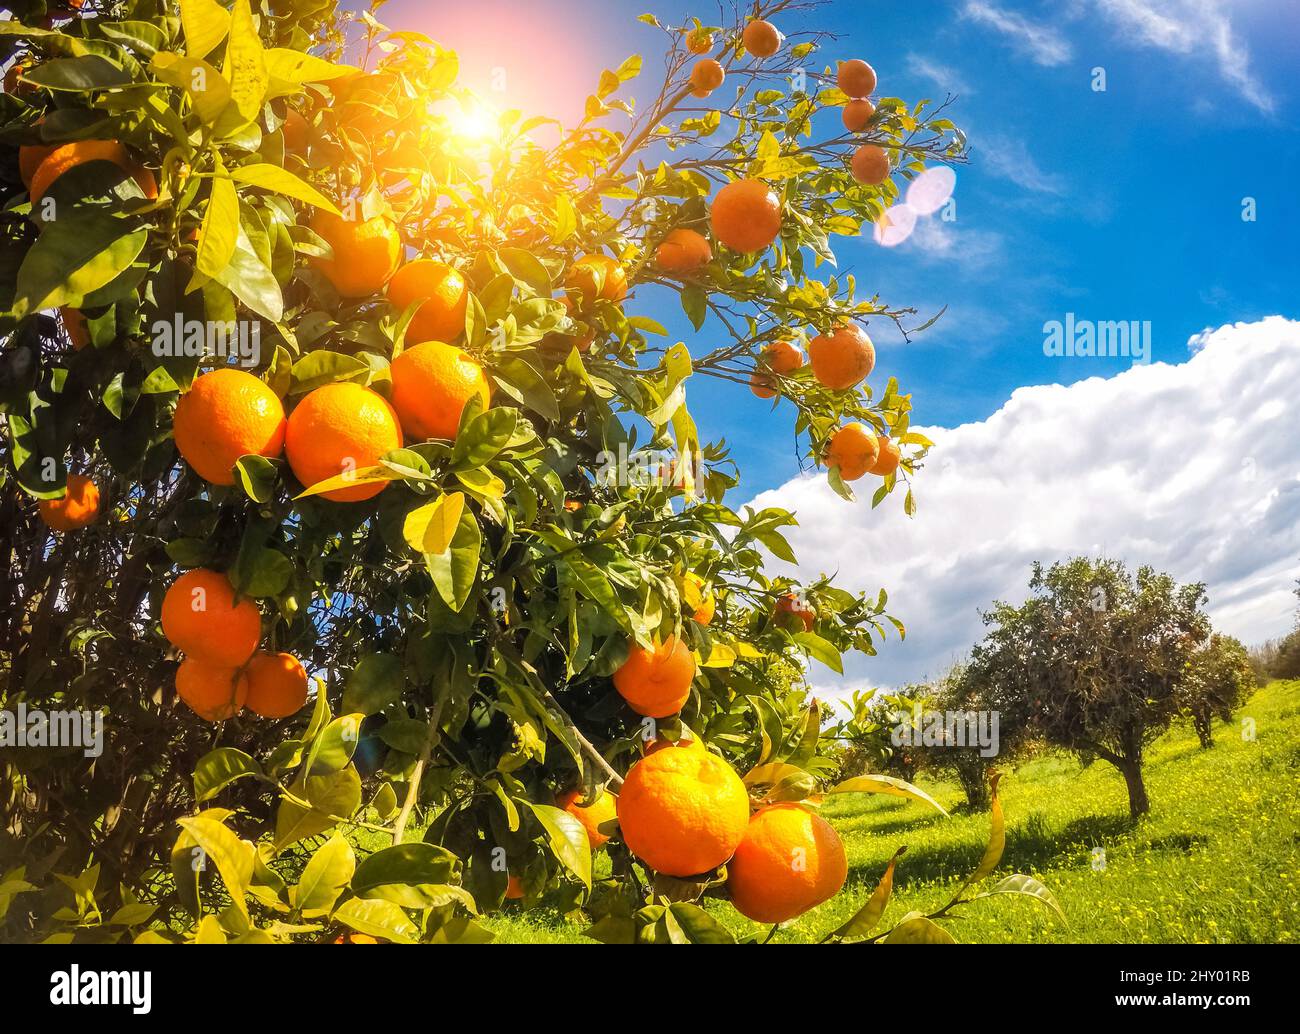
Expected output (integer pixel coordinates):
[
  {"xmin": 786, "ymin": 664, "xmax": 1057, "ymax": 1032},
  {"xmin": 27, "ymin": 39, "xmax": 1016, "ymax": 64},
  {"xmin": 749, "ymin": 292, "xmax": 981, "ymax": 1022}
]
[
  {"xmin": 873, "ymin": 203, "xmax": 917, "ymax": 247},
  {"xmin": 906, "ymin": 166, "xmax": 957, "ymax": 216}
]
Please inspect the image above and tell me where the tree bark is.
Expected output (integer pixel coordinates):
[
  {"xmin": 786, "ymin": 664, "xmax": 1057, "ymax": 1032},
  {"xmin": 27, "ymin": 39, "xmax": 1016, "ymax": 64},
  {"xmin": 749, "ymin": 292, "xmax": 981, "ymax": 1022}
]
[{"xmin": 1115, "ymin": 756, "xmax": 1150, "ymax": 818}]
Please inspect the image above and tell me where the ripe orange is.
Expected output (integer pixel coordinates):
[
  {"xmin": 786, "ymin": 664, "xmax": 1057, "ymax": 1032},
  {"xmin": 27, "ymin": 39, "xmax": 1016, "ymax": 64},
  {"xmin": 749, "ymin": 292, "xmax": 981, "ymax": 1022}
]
[
  {"xmin": 710, "ymin": 179, "xmax": 782, "ymax": 253},
  {"xmin": 686, "ymin": 28, "xmax": 714, "ymax": 54},
  {"xmin": 566, "ymin": 254, "xmax": 627, "ymax": 303},
  {"xmin": 655, "ymin": 228, "xmax": 712, "ymax": 274},
  {"xmin": 617, "ymin": 746, "xmax": 750, "ymax": 877},
  {"xmin": 161, "ymin": 568, "xmax": 261, "ymax": 667},
  {"xmin": 679, "ymin": 572, "xmax": 716, "ymax": 625},
  {"xmin": 842, "ymin": 98, "xmax": 876, "ymax": 132},
  {"xmin": 689, "ymin": 58, "xmax": 725, "ymax": 97},
  {"xmin": 742, "ymin": 19, "xmax": 781, "ymax": 58},
  {"xmin": 869, "ymin": 436, "xmax": 902, "ymax": 477},
  {"xmin": 61, "ymin": 306, "xmax": 89, "ymax": 351},
  {"xmin": 751, "ymin": 339, "xmax": 805, "ymax": 398},
  {"xmin": 175, "ymin": 657, "xmax": 249, "ymax": 722},
  {"xmin": 774, "ymin": 592, "xmax": 815, "ymax": 633},
  {"xmin": 504, "ymin": 875, "xmax": 525, "ymax": 899},
  {"xmin": 727, "ymin": 803, "xmax": 847, "ymax": 923},
  {"xmin": 38, "ymin": 474, "xmax": 99, "ymax": 532},
  {"xmin": 19, "ymin": 143, "xmax": 57, "ymax": 188},
  {"xmin": 612, "ymin": 635, "xmax": 696, "ymax": 718},
  {"xmin": 309, "ymin": 209, "xmax": 401, "ymax": 298},
  {"xmin": 282, "ymin": 109, "xmax": 309, "ymax": 154},
  {"xmin": 750, "ymin": 372, "xmax": 778, "ymax": 399},
  {"xmin": 285, "ymin": 382, "xmax": 403, "ymax": 502},
  {"xmin": 244, "ymin": 651, "xmax": 309, "ymax": 719},
  {"xmin": 825, "ymin": 422, "xmax": 881, "ymax": 481},
  {"xmin": 173, "ymin": 369, "xmax": 287, "ymax": 486},
  {"xmin": 851, "ymin": 144, "xmax": 891, "ymax": 185},
  {"xmin": 29, "ymin": 140, "xmax": 157, "ymax": 202},
  {"xmin": 389, "ymin": 341, "xmax": 490, "ymax": 442},
  {"xmin": 809, "ymin": 323, "xmax": 875, "ymax": 390},
  {"xmin": 386, "ymin": 259, "xmax": 469, "ymax": 345},
  {"xmin": 556, "ymin": 788, "xmax": 618, "ymax": 849},
  {"xmin": 837, "ymin": 59, "xmax": 877, "ymax": 99}
]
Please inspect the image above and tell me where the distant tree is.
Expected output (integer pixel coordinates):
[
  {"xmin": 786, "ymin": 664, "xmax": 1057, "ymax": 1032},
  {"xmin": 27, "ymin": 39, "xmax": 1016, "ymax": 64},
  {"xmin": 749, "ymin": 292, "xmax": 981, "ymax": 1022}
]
[
  {"xmin": 1180, "ymin": 634, "xmax": 1254, "ymax": 748},
  {"xmin": 970, "ymin": 558, "xmax": 1209, "ymax": 819},
  {"xmin": 1269, "ymin": 577, "xmax": 1300, "ymax": 679}
]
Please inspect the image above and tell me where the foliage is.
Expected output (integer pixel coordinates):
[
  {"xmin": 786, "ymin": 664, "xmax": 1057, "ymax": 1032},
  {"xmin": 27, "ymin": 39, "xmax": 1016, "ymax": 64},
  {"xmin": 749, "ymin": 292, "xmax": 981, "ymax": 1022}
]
[{"xmin": 1179, "ymin": 634, "xmax": 1253, "ymax": 749}]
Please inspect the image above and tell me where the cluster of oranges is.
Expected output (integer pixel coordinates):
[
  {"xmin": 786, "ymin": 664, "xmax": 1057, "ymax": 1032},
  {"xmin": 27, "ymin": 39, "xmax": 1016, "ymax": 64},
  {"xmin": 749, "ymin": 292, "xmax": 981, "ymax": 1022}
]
[
  {"xmin": 160, "ymin": 568, "xmax": 308, "ymax": 722},
  {"xmin": 515, "ymin": 740, "xmax": 848, "ymax": 926}
]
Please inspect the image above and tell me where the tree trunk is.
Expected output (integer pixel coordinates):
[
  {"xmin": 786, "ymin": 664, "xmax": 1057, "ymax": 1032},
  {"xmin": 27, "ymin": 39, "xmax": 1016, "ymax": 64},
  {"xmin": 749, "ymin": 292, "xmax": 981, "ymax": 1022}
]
[
  {"xmin": 1115, "ymin": 756, "xmax": 1150, "ymax": 818},
  {"xmin": 1193, "ymin": 712, "xmax": 1214, "ymax": 749}
]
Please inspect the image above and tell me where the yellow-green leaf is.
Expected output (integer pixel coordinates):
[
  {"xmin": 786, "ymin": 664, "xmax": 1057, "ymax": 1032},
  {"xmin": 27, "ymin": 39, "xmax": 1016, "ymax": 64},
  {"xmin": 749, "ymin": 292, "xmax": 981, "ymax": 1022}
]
[
  {"xmin": 179, "ymin": 0, "xmax": 230, "ymax": 61},
  {"xmin": 193, "ymin": 169, "xmax": 239, "ymax": 283},
  {"xmin": 151, "ymin": 53, "xmax": 230, "ymax": 124},
  {"xmin": 223, "ymin": 0, "xmax": 267, "ymax": 122},
  {"xmin": 231, "ymin": 163, "xmax": 339, "ymax": 214},
  {"xmin": 828, "ymin": 773, "xmax": 950, "ymax": 816},
  {"xmin": 403, "ymin": 492, "xmax": 465, "ymax": 555}
]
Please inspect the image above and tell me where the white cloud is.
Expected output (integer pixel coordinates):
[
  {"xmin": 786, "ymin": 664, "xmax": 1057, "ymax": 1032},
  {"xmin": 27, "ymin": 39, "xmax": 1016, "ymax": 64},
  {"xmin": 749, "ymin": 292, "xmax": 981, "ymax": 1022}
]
[
  {"xmin": 746, "ymin": 317, "xmax": 1300, "ymax": 698},
  {"xmin": 905, "ymin": 53, "xmax": 974, "ymax": 97},
  {"xmin": 905, "ymin": 219, "xmax": 1005, "ymax": 274},
  {"xmin": 960, "ymin": 1, "xmax": 1073, "ymax": 66},
  {"xmin": 1096, "ymin": 0, "xmax": 1275, "ymax": 113},
  {"xmin": 975, "ymin": 131, "xmax": 1068, "ymax": 195}
]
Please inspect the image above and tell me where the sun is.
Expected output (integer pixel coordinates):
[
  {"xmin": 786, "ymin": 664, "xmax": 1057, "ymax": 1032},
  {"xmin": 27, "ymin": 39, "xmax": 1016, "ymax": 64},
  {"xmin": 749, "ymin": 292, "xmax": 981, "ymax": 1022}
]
[{"xmin": 446, "ymin": 97, "xmax": 499, "ymax": 144}]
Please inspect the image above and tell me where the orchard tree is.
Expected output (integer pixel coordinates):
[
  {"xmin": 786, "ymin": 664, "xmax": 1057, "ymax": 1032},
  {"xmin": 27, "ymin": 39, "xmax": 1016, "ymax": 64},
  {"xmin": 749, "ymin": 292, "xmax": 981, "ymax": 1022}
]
[
  {"xmin": 1179, "ymin": 634, "xmax": 1253, "ymax": 749},
  {"xmin": 0, "ymin": 0, "xmax": 1060, "ymax": 943},
  {"xmin": 970, "ymin": 558, "xmax": 1209, "ymax": 819}
]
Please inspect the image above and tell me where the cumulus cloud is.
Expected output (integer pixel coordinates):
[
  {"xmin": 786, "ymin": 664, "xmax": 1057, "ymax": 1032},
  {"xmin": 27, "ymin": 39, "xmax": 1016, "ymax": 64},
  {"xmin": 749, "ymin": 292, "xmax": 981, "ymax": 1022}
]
[{"xmin": 745, "ymin": 317, "xmax": 1300, "ymax": 698}]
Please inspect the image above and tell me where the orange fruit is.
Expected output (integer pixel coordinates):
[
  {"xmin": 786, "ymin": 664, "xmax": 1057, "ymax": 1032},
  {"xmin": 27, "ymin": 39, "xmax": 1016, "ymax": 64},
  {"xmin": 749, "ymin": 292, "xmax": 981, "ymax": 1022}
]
[
  {"xmin": 869, "ymin": 436, "xmax": 902, "ymax": 477},
  {"xmin": 386, "ymin": 259, "xmax": 468, "ymax": 345},
  {"xmin": 690, "ymin": 58, "xmax": 725, "ymax": 97},
  {"xmin": 617, "ymin": 746, "xmax": 750, "ymax": 877},
  {"xmin": 543, "ymin": 295, "xmax": 595, "ymax": 355},
  {"xmin": 850, "ymin": 144, "xmax": 891, "ymax": 185},
  {"xmin": 774, "ymin": 592, "xmax": 815, "ymax": 633},
  {"xmin": 655, "ymin": 228, "xmax": 712, "ymax": 274},
  {"xmin": 750, "ymin": 372, "xmax": 778, "ymax": 399},
  {"xmin": 710, "ymin": 179, "xmax": 782, "ymax": 253},
  {"xmin": 389, "ymin": 341, "xmax": 490, "ymax": 442},
  {"xmin": 161, "ymin": 568, "xmax": 261, "ymax": 668},
  {"xmin": 504, "ymin": 875, "xmax": 525, "ymax": 899},
  {"xmin": 309, "ymin": 209, "xmax": 401, "ymax": 298},
  {"xmin": 686, "ymin": 29, "xmax": 714, "ymax": 54},
  {"xmin": 29, "ymin": 140, "xmax": 157, "ymax": 202},
  {"xmin": 842, "ymin": 98, "xmax": 876, "ymax": 132},
  {"xmin": 825, "ymin": 422, "xmax": 881, "ymax": 482},
  {"xmin": 282, "ymin": 109, "xmax": 308, "ymax": 154},
  {"xmin": 809, "ymin": 323, "xmax": 875, "ymax": 390},
  {"xmin": 566, "ymin": 254, "xmax": 627, "ymax": 303},
  {"xmin": 38, "ymin": 473, "xmax": 99, "ymax": 532},
  {"xmin": 173, "ymin": 369, "xmax": 287, "ymax": 486},
  {"xmin": 751, "ymin": 340, "xmax": 803, "ymax": 398},
  {"xmin": 612, "ymin": 635, "xmax": 696, "ymax": 718},
  {"xmin": 727, "ymin": 803, "xmax": 847, "ymax": 923},
  {"xmin": 837, "ymin": 59, "xmax": 877, "ymax": 99},
  {"xmin": 245, "ymin": 651, "xmax": 309, "ymax": 719},
  {"xmin": 742, "ymin": 20, "xmax": 780, "ymax": 58},
  {"xmin": 332, "ymin": 933, "xmax": 379, "ymax": 943},
  {"xmin": 679, "ymin": 572, "xmax": 716, "ymax": 625},
  {"xmin": 285, "ymin": 382, "xmax": 403, "ymax": 502},
  {"xmin": 556, "ymin": 788, "xmax": 618, "ymax": 849},
  {"xmin": 19, "ymin": 143, "xmax": 57, "ymax": 188},
  {"xmin": 61, "ymin": 306, "xmax": 89, "ymax": 351},
  {"xmin": 175, "ymin": 658, "xmax": 249, "ymax": 722}
]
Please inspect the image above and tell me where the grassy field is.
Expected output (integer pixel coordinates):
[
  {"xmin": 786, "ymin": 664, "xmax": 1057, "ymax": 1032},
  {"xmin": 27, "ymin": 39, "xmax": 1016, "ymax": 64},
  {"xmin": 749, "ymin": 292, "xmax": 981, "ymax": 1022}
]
[{"xmin": 483, "ymin": 679, "xmax": 1300, "ymax": 944}]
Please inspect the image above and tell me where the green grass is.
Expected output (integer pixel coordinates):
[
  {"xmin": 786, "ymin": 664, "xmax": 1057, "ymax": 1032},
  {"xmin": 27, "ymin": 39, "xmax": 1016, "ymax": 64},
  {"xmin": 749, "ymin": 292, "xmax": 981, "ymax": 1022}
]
[{"xmin": 482, "ymin": 679, "xmax": 1300, "ymax": 943}]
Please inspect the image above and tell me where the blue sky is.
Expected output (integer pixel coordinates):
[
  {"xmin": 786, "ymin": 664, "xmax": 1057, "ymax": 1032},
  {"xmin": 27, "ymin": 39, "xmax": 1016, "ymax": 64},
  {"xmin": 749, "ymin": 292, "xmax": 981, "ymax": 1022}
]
[{"xmin": 372, "ymin": 1, "xmax": 1300, "ymax": 688}]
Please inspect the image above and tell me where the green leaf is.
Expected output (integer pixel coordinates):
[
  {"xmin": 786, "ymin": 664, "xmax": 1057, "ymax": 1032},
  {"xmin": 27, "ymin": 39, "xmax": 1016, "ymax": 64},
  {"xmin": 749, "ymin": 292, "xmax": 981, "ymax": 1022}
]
[
  {"xmin": 212, "ymin": 219, "xmax": 283, "ymax": 322},
  {"xmin": 222, "ymin": 0, "xmax": 268, "ymax": 123},
  {"xmin": 23, "ymin": 56, "xmax": 133, "ymax": 91},
  {"xmin": 194, "ymin": 170, "xmax": 240, "ymax": 281},
  {"xmin": 427, "ymin": 505, "xmax": 481, "ymax": 612},
  {"xmin": 176, "ymin": 815, "xmax": 255, "ymax": 921},
  {"xmin": 451, "ymin": 408, "xmax": 517, "ymax": 469},
  {"xmin": 180, "ymin": 0, "xmax": 231, "ymax": 61},
  {"xmin": 288, "ymin": 349, "xmax": 368, "ymax": 394},
  {"xmin": 13, "ymin": 213, "xmax": 148, "ymax": 316},
  {"xmin": 526, "ymin": 803, "xmax": 591, "ymax": 890},
  {"xmin": 274, "ymin": 766, "xmax": 362, "ymax": 850},
  {"xmin": 263, "ymin": 48, "xmax": 356, "ymax": 86},
  {"xmin": 332, "ymin": 898, "xmax": 418, "ymax": 944},
  {"xmin": 959, "ymin": 772, "xmax": 1004, "ymax": 892},
  {"xmin": 308, "ymin": 714, "xmax": 364, "ymax": 775},
  {"xmin": 234, "ymin": 455, "xmax": 280, "ymax": 504},
  {"xmin": 231, "ymin": 546, "xmax": 292, "ymax": 598},
  {"xmin": 193, "ymin": 748, "xmax": 262, "ymax": 803},
  {"xmin": 680, "ymin": 284, "xmax": 706, "ymax": 330},
  {"xmin": 825, "ymin": 847, "xmax": 904, "ymax": 941},
  {"xmin": 665, "ymin": 901, "xmax": 735, "ymax": 943},
  {"xmin": 351, "ymin": 843, "xmax": 462, "ymax": 909},
  {"xmin": 792, "ymin": 631, "xmax": 843, "ymax": 673},
  {"xmin": 150, "ymin": 53, "xmax": 231, "ymax": 124},
  {"xmin": 974, "ymin": 874, "xmax": 1066, "ymax": 921},
  {"xmin": 883, "ymin": 914, "xmax": 956, "ymax": 944},
  {"xmin": 342, "ymin": 653, "xmax": 404, "ymax": 715},
  {"xmin": 231, "ymin": 163, "xmax": 340, "ymax": 214},
  {"xmin": 293, "ymin": 834, "xmax": 355, "ymax": 917},
  {"xmin": 828, "ymin": 774, "xmax": 950, "ymax": 817},
  {"xmin": 499, "ymin": 248, "xmax": 553, "ymax": 294}
]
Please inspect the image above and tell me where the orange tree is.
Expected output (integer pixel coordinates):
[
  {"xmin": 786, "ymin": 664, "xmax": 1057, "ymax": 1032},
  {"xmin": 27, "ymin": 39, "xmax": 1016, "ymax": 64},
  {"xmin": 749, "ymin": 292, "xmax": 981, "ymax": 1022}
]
[{"xmin": 0, "ymin": 0, "xmax": 1060, "ymax": 943}]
